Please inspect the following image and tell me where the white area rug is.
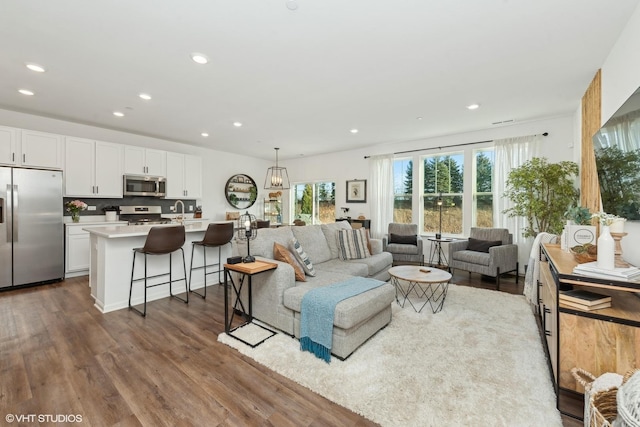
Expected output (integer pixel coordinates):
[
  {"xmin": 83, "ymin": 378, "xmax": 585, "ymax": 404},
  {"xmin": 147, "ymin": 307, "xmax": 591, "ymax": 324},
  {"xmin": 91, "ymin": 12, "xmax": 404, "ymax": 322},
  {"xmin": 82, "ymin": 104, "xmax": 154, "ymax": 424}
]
[
  {"xmin": 218, "ymin": 284, "xmax": 562, "ymax": 427},
  {"xmin": 228, "ymin": 322, "xmax": 275, "ymax": 347}
]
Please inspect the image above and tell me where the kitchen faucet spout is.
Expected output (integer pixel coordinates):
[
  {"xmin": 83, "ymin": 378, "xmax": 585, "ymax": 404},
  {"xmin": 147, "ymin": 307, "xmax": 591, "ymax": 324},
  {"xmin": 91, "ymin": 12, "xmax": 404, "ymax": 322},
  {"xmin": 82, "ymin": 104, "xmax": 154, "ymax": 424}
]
[{"xmin": 174, "ymin": 200, "xmax": 185, "ymax": 224}]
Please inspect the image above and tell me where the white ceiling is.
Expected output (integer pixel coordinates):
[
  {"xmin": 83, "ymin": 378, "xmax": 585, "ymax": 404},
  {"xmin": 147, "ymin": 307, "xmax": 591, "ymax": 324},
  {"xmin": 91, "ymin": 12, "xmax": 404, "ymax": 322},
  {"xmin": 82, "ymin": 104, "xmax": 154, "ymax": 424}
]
[{"xmin": 1, "ymin": 0, "xmax": 638, "ymax": 161}]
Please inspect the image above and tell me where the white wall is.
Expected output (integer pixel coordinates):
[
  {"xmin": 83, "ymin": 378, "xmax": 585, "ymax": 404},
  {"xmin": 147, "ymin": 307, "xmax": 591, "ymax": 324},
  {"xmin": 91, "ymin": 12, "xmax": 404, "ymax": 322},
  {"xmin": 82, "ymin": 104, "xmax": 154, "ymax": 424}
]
[
  {"xmin": 283, "ymin": 114, "xmax": 576, "ymax": 227},
  {"xmin": 0, "ymin": 108, "xmax": 271, "ymax": 221},
  {"xmin": 600, "ymin": 2, "xmax": 640, "ymax": 266}
]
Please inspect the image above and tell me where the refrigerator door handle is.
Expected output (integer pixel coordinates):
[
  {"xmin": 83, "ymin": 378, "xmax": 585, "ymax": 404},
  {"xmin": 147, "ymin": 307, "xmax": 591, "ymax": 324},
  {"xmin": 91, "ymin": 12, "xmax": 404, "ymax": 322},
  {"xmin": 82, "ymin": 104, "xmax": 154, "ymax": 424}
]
[
  {"xmin": 0, "ymin": 196, "xmax": 3, "ymax": 224},
  {"xmin": 12, "ymin": 185, "xmax": 17, "ymax": 242}
]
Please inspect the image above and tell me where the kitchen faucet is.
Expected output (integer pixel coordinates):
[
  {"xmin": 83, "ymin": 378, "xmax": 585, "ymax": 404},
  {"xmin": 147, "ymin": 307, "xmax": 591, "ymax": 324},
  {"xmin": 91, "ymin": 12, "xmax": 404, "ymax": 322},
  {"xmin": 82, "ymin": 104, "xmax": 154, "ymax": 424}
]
[{"xmin": 174, "ymin": 200, "xmax": 185, "ymax": 224}]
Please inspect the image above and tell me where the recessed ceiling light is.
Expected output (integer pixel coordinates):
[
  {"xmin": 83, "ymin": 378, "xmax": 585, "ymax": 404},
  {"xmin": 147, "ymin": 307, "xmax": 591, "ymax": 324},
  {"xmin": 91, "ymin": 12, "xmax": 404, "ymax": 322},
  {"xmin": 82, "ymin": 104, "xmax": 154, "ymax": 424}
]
[
  {"xmin": 190, "ymin": 53, "xmax": 209, "ymax": 64},
  {"xmin": 18, "ymin": 89, "xmax": 34, "ymax": 96},
  {"xmin": 286, "ymin": 0, "xmax": 299, "ymax": 10},
  {"xmin": 201, "ymin": 132, "xmax": 209, "ymax": 137},
  {"xmin": 416, "ymin": 117, "xmax": 423, "ymax": 120},
  {"xmin": 139, "ymin": 93, "xmax": 152, "ymax": 100},
  {"xmin": 466, "ymin": 104, "xmax": 480, "ymax": 110},
  {"xmin": 350, "ymin": 128, "xmax": 359, "ymax": 134},
  {"xmin": 25, "ymin": 63, "xmax": 46, "ymax": 73},
  {"xmin": 113, "ymin": 111, "xmax": 124, "ymax": 117},
  {"xmin": 233, "ymin": 122, "xmax": 243, "ymax": 127}
]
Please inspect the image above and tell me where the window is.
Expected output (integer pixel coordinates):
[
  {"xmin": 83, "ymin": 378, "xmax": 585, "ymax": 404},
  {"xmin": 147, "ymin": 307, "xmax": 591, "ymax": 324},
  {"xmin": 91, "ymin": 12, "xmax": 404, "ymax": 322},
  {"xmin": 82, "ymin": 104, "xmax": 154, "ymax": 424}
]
[
  {"xmin": 292, "ymin": 181, "xmax": 335, "ymax": 224},
  {"xmin": 421, "ymin": 153, "xmax": 464, "ymax": 235},
  {"xmin": 473, "ymin": 149, "xmax": 494, "ymax": 227},
  {"xmin": 393, "ymin": 158, "xmax": 412, "ymax": 223}
]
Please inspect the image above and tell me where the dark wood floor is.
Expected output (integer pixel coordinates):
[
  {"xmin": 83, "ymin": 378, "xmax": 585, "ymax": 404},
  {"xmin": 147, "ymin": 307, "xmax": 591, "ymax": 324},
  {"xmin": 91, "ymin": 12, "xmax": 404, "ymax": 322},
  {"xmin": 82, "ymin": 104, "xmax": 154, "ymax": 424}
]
[{"xmin": 0, "ymin": 271, "xmax": 580, "ymax": 426}]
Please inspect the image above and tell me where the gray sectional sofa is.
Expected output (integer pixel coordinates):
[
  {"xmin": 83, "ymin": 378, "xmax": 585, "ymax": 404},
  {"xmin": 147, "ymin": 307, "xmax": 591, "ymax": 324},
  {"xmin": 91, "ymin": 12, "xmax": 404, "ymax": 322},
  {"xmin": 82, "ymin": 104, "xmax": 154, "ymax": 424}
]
[{"xmin": 232, "ymin": 221, "xmax": 395, "ymax": 359}]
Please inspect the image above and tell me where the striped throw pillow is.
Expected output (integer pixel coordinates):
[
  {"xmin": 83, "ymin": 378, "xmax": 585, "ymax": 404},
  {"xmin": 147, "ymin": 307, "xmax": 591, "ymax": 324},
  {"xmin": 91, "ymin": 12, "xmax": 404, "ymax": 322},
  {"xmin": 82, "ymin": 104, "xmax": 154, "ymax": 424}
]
[
  {"xmin": 290, "ymin": 237, "xmax": 316, "ymax": 276},
  {"xmin": 337, "ymin": 228, "xmax": 371, "ymax": 260}
]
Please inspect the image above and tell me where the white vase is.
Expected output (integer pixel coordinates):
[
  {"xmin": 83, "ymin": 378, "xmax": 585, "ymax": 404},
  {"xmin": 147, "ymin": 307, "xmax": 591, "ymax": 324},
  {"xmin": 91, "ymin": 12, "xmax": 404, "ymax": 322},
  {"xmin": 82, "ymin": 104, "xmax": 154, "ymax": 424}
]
[{"xmin": 597, "ymin": 225, "xmax": 615, "ymax": 270}]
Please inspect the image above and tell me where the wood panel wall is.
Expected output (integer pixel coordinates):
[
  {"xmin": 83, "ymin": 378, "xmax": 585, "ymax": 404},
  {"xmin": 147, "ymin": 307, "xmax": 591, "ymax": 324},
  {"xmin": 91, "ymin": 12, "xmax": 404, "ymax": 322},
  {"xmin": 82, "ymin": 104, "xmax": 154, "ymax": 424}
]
[{"xmin": 581, "ymin": 70, "xmax": 602, "ymax": 213}]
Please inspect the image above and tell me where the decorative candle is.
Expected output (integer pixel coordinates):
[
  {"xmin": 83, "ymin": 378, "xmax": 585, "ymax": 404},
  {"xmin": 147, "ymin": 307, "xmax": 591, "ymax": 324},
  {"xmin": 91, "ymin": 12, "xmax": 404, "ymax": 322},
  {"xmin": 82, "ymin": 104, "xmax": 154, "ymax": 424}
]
[{"xmin": 610, "ymin": 217, "xmax": 626, "ymax": 233}]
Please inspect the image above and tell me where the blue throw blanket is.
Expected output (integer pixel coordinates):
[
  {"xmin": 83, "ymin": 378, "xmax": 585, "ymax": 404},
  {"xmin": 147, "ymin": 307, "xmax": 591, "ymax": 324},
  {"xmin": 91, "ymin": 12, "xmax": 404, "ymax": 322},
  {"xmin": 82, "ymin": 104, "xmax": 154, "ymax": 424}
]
[{"xmin": 300, "ymin": 277, "xmax": 386, "ymax": 363}]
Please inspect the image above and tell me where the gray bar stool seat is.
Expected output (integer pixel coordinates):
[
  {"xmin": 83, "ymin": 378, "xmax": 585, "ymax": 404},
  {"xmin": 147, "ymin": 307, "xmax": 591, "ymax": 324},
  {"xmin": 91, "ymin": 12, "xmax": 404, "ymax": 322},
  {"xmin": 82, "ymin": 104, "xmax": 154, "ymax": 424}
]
[
  {"xmin": 129, "ymin": 225, "xmax": 188, "ymax": 316},
  {"xmin": 188, "ymin": 222, "xmax": 234, "ymax": 299}
]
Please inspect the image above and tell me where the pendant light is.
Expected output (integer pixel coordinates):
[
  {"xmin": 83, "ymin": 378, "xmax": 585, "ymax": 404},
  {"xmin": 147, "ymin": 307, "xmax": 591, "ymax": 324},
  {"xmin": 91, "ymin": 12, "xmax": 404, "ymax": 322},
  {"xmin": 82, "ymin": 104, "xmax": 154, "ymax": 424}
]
[{"xmin": 264, "ymin": 147, "xmax": 290, "ymax": 189}]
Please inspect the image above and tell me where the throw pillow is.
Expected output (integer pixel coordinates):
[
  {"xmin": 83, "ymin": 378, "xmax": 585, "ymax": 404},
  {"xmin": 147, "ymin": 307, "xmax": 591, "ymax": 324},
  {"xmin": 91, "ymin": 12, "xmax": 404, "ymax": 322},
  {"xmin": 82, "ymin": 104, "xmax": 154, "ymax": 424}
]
[
  {"xmin": 467, "ymin": 237, "xmax": 502, "ymax": 253},
  {"xmin": 273, "ymin": 243, "xmax": 306, "ymax": 282},
  {"xmin": 290, "ymin": 238, "xmax": 316, "ymax": 276},
  {"xmin": 365, "ymin": 229, "xmax": 373, "ymax": 254},
  {"xmin": 337, "ymin": 228, "xmax": 371, "ymax": 260},
  {"xmin": 389, "ymin": 233, "xmax": 418, "ymax": 245}
]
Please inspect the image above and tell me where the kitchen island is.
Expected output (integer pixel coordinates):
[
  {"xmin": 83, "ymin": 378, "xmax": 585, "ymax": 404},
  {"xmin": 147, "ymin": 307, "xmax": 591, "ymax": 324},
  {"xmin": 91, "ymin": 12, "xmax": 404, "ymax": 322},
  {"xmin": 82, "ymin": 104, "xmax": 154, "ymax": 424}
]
[{"xmin": 84, "ymin": 222, "xmax": 234, "ymax": 313}]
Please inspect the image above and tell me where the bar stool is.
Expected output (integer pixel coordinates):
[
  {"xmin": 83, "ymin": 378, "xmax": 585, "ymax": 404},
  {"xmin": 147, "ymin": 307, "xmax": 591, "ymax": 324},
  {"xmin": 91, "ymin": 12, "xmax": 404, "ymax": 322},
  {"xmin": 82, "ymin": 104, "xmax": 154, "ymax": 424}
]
[
  {"xmin": 188, "ymin": 222, "xmax": 235, "ymax": 299},
  {"xmin": 129, "ymin": 225, "xmax": 188, "ymax": 317}
]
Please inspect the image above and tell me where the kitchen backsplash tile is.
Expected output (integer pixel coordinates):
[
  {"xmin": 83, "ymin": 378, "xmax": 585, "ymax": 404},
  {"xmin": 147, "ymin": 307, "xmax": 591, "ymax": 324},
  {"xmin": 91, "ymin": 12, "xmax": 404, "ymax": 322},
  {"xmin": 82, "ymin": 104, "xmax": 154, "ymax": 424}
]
[{"xmin": 62, "ymin": 197, "xmax": 197, "ymax": 217}]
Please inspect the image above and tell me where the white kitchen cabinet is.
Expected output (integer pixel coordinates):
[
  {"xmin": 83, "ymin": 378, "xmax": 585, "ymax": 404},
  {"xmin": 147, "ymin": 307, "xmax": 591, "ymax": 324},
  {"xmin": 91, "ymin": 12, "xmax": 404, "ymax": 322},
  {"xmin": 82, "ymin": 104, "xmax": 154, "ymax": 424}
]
[
  {"xmin": 65, "ymin": 137, "xmax": 123, "ymax": 197},
  {"xmin": 20, "ymin": 129, "xmax": 63, "ymax": 169},
  {"xmin": 124, "ymin": 146, "xmax": 166, "ymax": 176},
  {"xmin": 184, "ymin": 154, "xmax": 202, "ymax": 199},
  {"xmin": 0, "ymin": 126, "xmax": 19, "ymax": 165},
  {"xmin": 65, "ymin": 221, "xmax": 127, "ymax": 277},
  {"xmin": 66, "ymin": 225, "xmax": 91, "ymax": 276},
  {"xmin": 165, "ymin": 152, "xmax": 201, "ymax": 199}
]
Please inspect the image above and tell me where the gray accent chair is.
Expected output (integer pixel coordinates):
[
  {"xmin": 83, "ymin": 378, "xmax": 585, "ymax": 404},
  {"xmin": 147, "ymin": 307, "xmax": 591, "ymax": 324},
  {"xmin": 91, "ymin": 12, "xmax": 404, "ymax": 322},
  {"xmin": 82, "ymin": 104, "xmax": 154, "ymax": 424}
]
[
  {"xmin": 382, "ymin": 223, "xmax": 424, "ymax": 265},
  {"xmin": 448, "ymin": 227, "xmax": 519, "ymax": 290}
]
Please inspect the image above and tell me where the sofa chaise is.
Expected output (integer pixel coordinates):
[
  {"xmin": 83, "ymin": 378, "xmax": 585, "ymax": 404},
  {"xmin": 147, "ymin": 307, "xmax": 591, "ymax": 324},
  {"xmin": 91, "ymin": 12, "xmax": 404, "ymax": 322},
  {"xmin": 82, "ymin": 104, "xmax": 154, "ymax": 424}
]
[{"xmin": 232, "ymin": 221, "xmax": 395, "ymax": 359}]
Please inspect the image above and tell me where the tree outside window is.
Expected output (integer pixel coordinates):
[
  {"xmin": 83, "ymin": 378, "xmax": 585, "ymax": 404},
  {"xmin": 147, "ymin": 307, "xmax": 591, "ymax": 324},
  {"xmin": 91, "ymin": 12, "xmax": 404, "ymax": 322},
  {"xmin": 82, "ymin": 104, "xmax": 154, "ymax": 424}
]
[
  {"xmin": 474, "ymin": 149, "xmax": 494, "ymax": 227},
  {"xmin": 393, "ymin": 158, "xmax": 412, "ymax": 223},
  {"xmin": 422, "ymin": 153, "xmax": 464, "ymax": 235},
  {"xmin": 292, "ymin": 181, "xmax": 335, "ymax": 224}
]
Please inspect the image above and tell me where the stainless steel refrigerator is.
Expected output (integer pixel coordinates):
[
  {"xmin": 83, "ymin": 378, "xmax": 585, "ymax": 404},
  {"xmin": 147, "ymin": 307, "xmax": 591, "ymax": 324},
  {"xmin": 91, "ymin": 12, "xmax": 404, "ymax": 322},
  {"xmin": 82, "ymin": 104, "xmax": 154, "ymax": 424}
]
[{"xmin": 0, "ymin": 167, "xmax": 64, "ymax": 288}]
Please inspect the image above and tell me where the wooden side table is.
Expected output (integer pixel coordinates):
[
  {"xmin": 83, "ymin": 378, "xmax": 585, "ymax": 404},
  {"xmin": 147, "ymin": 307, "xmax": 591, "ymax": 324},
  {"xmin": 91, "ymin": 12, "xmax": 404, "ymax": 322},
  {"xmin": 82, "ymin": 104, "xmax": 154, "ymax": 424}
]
[{"xmin": 224, "ymin": 260, "xmax": 277, "ymax": 347}]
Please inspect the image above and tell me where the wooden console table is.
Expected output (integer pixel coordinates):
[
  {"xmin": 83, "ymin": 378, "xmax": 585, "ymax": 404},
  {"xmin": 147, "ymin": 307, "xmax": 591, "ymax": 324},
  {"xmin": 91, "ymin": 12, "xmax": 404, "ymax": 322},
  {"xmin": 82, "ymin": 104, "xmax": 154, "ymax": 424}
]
[
  {"xmin": 336, "ymin": 217, "xmax": 371, "ymax": 229},
  {"xmin": 539, "ymin": 243, "xmax": 640, "ymax": 419}
]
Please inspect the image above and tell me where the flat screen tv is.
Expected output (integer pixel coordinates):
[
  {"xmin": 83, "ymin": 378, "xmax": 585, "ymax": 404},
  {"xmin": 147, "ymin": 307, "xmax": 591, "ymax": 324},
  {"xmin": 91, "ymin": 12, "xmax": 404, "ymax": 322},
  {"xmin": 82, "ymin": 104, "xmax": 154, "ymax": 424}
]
[{"xmin": 593, "ymin": 87, "xmax": 640, "ymax": 221}]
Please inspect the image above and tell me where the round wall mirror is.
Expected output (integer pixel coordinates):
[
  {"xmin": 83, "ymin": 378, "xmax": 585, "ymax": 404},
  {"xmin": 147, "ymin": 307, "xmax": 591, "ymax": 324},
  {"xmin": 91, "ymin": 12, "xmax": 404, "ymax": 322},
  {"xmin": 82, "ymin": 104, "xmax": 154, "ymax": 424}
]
[{"xmin": 225, "ymin": 174, "xmax": 257, "ymax": 209}]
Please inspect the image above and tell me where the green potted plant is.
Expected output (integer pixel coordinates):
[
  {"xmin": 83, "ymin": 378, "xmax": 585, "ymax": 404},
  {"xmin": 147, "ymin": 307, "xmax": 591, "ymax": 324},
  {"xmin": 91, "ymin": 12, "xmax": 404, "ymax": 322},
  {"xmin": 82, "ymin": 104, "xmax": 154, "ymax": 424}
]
[
  {"xmin": 564, "ymin": 205, "xmax": 592, "ymax": 225},
  {"xmin": 503, "ymin": 157, "xmax": 579, "ymax": 238},
  {"xmin": 563, "ymin": 205, "xmax": 596, "ymax": 250}
]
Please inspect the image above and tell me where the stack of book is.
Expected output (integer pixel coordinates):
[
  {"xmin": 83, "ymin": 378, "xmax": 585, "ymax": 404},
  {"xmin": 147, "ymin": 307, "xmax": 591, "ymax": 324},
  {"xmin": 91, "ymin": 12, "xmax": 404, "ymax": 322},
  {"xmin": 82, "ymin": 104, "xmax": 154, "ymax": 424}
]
[
  {"xmin": 573, "ymin": 261, "xmax": 640, "ymax": 281},
  {"xmin": 559, "ymin": 289, "xmax": 612, "ymax": 311}
]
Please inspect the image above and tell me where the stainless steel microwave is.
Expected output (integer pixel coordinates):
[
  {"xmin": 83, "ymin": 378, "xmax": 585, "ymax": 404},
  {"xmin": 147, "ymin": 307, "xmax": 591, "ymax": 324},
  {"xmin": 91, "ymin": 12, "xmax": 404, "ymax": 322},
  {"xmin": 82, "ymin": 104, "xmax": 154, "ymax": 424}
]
[{"xmin": 123, "ymin": 175, "xmax": 166, "ymax": 197}]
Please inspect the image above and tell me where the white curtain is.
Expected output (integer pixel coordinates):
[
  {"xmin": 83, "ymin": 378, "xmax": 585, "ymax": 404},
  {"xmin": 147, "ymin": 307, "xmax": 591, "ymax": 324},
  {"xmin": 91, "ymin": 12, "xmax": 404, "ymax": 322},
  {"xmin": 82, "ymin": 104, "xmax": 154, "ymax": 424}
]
[
  {"xmin": 369, "ymin": 154, "xmax": 394, "ymax": 239},
  {"xmin": 493, "ymin": 135, "xmax": 542, "ymax": 274}
]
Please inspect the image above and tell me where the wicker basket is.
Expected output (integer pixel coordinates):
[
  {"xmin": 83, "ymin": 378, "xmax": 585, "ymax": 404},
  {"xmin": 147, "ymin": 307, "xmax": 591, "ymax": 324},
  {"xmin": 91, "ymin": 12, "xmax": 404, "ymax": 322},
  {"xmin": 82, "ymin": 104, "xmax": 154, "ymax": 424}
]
[{"xmin": 572, "ymin": 368, "xmax": 640, "ymax": 427}]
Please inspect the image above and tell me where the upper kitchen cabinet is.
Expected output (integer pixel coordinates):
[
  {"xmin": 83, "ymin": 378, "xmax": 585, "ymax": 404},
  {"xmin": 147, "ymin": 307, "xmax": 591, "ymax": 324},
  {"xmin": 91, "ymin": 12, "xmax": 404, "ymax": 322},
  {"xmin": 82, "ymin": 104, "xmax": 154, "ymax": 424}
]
[
  {"xmin": 0, "ymin": 126, "xmax": 19, "ymax": 165},
  {"xmin": 123, "ymin": 146, "xmax": 166, "ymax": 176},
  {"xmin": 165, "ymin": 152, "xmax": 202, "ymax": 199},
  {"xmin": 20, "ymin": 130, "xmax": 64, "ymax": 169},
  {"xmin": 65, "ymin": 137, "xmax": 123, "ymax": 198}
]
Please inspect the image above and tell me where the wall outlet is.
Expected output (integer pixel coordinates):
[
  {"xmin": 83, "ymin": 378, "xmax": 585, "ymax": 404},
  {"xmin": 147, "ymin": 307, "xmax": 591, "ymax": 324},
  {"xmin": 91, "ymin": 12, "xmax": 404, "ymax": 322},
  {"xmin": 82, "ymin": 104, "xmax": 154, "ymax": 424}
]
[
  {"xmin": 87, "ymin": 206, "xmax": 96, "ymax": 211},
  {"xmin": 170, "ymin": 206, "xmax": 175, "ymax": 212},
  {"xmin": 189, "ymin": 205, "xmax": 193, "ymax": 211}
]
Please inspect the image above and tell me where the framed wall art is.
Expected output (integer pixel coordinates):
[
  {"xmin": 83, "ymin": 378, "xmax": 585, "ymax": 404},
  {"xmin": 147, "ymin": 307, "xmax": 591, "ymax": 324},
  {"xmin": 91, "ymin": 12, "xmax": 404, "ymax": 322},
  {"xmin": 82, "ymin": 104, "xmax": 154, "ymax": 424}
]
[{"xmin": 346, "ymin": 179, "xmax": 367, "ymax": 203}]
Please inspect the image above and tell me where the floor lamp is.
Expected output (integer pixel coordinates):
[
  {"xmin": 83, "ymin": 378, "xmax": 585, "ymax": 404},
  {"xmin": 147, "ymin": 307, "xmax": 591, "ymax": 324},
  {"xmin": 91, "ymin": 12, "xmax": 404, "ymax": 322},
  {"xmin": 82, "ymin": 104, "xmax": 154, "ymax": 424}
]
[{"xmin": 436, "ymin": 193, "xmax": 443, "ymax": 240}]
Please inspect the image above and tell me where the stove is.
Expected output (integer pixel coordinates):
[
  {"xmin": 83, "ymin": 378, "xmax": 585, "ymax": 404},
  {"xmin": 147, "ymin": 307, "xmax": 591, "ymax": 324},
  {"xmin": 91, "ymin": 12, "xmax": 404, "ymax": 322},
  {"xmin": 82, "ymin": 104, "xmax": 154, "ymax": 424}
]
[{"xmin": 119, "ymin": 206, "xmax": 173, "ymax": 225}]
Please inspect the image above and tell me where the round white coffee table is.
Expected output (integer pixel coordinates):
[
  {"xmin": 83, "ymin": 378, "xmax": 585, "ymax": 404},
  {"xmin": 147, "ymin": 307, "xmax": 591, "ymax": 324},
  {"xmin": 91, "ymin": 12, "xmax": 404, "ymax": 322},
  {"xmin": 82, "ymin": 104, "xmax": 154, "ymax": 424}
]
[{"xmin": 388, "ymin": 265, "xmax": 452, "ymax": 313}]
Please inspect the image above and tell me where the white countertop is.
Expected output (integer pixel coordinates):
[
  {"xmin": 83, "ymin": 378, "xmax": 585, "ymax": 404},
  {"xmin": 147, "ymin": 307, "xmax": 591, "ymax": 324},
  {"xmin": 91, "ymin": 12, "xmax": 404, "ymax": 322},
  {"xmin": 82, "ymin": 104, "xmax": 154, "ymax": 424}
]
[
  {"xmin": 66, "ymin": 220, "xmax": 128, "ymax": 227},
  {"xmin": 83, "ymin": 221, "xmax": 232, "ymax": 238}
]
